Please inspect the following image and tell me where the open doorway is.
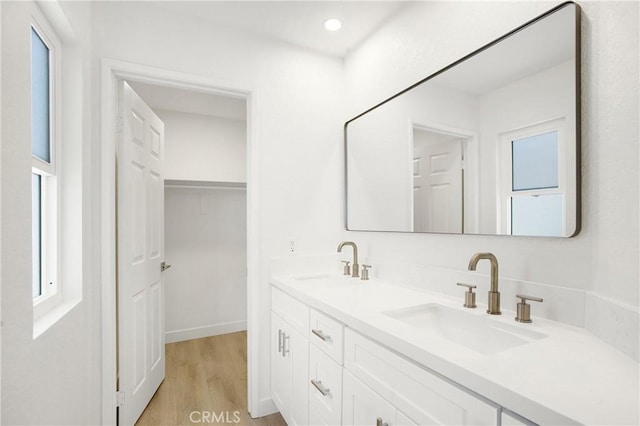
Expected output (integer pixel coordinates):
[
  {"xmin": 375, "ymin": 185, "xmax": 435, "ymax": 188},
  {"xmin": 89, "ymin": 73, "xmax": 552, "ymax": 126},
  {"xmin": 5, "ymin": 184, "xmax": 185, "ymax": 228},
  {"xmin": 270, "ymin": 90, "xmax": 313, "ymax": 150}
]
[
  {"xmin": 100, "ymin": 61, "xmax": 262, "ymax": 426},
  {"xmin": 119, "ymin": 80, "xmax": 250, "ymax": 424},
  {"xmin": 128, "ymin": 81, "xmax": 249, "ymax": 345}
]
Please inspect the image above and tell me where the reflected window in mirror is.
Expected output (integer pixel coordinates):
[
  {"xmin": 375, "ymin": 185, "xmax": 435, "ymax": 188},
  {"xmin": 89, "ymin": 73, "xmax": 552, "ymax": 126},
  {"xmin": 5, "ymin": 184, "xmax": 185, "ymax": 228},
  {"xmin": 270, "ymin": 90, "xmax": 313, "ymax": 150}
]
[
  {"xmin": 500, "ymin": 120, "xmax": 565, "ymax": 237},
  {"xmin": 344, "ymin": 2, "xmax": 580, "ymax": 237}
]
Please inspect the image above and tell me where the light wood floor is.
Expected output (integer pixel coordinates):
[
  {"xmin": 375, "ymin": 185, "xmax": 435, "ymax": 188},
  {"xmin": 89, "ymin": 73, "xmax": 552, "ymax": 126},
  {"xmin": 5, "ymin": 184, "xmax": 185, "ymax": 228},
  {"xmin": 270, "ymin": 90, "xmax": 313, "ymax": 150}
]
[{"xmin": 136, "ymin": 331, "xmax": 286, "ymax": 426}]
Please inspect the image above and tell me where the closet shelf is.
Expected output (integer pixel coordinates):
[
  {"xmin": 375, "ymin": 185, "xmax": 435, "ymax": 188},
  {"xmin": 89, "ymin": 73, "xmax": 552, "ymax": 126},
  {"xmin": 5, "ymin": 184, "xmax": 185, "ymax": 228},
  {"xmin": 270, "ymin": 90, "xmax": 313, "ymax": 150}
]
[{"xmin": 164, "ymin": 179, "xmax": 246, "ymax": 190}]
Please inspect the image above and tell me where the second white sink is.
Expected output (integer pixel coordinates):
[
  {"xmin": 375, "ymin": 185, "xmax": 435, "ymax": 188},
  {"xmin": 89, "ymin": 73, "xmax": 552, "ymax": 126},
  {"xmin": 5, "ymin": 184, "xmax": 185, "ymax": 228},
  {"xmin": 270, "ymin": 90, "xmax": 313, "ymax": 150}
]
[{"xmin": 384, "ymin": 303, "xmax": 547, "ymax": 355}]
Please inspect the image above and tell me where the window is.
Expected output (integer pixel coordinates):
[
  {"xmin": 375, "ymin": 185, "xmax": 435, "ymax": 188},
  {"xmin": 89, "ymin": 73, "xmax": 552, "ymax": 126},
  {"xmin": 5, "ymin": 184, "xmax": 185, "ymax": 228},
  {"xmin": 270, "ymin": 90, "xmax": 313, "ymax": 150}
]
[
  {"xmin": 29, "ymin": 3, "xmax": 83, "ymax": 338},
  {"xmin": 31, "ymin": 19, "xmax": 59, "ymax": 307},
  {"xmin": 499, "ymin": 120, "xmax": 566, "ymax": 237}
]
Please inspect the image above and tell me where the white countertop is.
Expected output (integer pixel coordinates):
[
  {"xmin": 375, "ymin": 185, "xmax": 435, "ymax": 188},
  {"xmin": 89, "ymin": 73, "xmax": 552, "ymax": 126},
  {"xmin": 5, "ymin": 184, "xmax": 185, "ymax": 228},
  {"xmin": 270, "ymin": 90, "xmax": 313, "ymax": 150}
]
[{"xmin": 271, "ymin": 273, "xmax": 639, "ymax": 425}]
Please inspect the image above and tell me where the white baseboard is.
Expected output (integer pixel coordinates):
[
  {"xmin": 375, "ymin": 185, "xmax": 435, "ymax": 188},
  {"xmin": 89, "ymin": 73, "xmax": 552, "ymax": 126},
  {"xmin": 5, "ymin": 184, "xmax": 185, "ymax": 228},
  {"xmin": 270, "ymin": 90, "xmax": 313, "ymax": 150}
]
[
  {"xmin": 251, "ymin": 397, "xmax": 278, "ymax": 418},
  {"xmin": 165, "ymin": 320, "xmax": 247, "ymax": 343}
]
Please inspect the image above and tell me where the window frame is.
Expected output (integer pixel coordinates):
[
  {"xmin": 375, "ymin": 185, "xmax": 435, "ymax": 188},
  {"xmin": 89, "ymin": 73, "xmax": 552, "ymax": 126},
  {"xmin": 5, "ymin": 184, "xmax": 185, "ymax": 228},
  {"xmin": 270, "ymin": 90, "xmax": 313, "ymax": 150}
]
[
  {"xmin": 31, "ymin": 10, "xmax": 62, "ymax": 317},
  {"xmin": 498, "ymin": 118, "xmax": 567, "ymax": 236}
]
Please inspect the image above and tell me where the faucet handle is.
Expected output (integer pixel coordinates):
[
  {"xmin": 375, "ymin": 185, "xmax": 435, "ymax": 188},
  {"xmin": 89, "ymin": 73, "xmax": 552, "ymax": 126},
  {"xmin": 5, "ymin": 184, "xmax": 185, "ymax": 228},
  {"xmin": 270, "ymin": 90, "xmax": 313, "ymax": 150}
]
[
  {"xmin": 515, "ymin": 294, "xmax": 543, "ymax": 323},
  {"xmin": 361, "ymin": 264, "xmax": 372, "ymax": 281},
  {"xmin": 516, "ymin": 294, "xmax": 543, "ymax": 303},
  {"xmin": 341, "ymin": 260, "xmax": 351, "ymax": 276},
  {"xmin": 456, "ymin": 282, "xmax": 477, "ymax": 308}
]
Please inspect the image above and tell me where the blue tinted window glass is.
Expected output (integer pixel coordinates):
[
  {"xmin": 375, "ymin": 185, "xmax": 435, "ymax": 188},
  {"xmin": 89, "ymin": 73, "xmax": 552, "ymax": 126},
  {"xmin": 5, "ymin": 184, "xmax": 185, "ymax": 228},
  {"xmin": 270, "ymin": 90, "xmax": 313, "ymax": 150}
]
[
  {"xmin": 512, "ymin": 131, "xmax": 558, "ymax": 191},
  {"xmin": 31, "ymin": 28, "xmax": 50, "ymax": 163},
  {"xmin": 511, "ymin": 194, "xmax": 563, "ymax": 237},
  {"xmin": 32, "ymin": 174, "xmax": 42, "ymax": 298}
]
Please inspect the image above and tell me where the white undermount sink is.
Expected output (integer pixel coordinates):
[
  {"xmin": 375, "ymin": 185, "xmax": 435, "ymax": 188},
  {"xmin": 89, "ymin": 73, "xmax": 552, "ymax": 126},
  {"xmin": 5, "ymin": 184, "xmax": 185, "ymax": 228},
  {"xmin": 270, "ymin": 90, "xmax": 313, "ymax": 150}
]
[{"xmin": 384, "ymin": 303, "xmax": 547, "ymax": 355}]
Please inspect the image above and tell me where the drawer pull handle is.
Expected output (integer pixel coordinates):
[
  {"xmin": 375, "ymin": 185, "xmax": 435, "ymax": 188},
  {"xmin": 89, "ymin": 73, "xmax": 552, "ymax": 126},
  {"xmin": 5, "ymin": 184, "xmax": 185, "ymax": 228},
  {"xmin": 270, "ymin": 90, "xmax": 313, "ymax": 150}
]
[
  {"xmin": 277, "ymin": 329, "xmax": 283, "ymax": 353},
  {"xmin": 312, "ymin": 329, "xmax": 331, "ymax": 342},
  {"xmin": 376, "ymin": 418, "xmax": 388, "ymax": 426},
  {"xmin": 282, "ymin": 333, "xmax": 290, "ymax": 357},
  {"xmin": 310, "ymin": 379, "xmax": 330, "ymax": 396}
]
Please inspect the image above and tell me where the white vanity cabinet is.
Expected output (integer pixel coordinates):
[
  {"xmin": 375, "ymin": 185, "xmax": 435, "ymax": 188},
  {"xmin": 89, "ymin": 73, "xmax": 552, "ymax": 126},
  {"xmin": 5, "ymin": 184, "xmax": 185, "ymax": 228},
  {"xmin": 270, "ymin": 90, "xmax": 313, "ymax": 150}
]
[
  {"xmin": 271, "ymin": 284, "xmax": 534, "ymax": 426},
  {"xmin": 343, "ymin": 370, "xmax": 417, "ymax": 426},
  {"xmin": 308, "ymin": 308, "xmax": 345, "ymax": 425},
  {"xmin": 271, "ymin": 288, "xmax": 310, "ymax": 426},
  {"xmin": 344, "ymin": 329, "xmax": 499, "ymax": 425}
]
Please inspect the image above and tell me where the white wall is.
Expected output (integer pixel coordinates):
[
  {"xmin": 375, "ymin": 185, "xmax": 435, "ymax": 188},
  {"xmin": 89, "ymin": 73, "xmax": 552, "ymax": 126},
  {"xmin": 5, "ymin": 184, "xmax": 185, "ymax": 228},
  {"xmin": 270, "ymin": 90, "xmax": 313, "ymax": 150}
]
[
  {"xmin": 92, "ymin": 1, "xmax": 345, "ymax": 415},
  {"xmin": 1, "ymin": 1, "xmax": 101, "ymax": 424},
  {"xmin": 344, "ymin": 1, "xmax": 639, "ymax": 360},
  {"xmin": 156, "ymin": 109, "xmax": 247, "ymax": 183},
  {"xmin": 164, "ymin": 186, "xmax": 247, "ymax": 342},
  {"xmin": 347, "ymin": 82, "xmax": 478, "ymax": 232},
  {"xmin": 477, "ymin": 60, "xmax": 576, "ymax": 234}
]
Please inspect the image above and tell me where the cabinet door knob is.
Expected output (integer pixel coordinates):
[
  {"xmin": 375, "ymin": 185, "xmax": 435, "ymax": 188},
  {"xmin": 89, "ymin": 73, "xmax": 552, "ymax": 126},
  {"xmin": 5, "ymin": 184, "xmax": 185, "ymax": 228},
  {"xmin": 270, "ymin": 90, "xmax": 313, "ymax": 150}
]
[{"xmin": 310, "ymin": 379, "xmax": 330, "ymax": 396}]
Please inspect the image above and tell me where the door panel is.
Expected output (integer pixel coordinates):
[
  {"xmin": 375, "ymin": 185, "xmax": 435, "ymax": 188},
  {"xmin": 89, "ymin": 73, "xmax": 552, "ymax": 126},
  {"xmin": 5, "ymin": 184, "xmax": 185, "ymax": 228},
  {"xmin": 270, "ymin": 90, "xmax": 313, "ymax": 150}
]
[
  {"xmin": 413, "ymin": 130, "xmax": 463, "ymax": 233},
  {"xmin": 118, "ymin": 81, "xmax": 165, "ymax": 425}
]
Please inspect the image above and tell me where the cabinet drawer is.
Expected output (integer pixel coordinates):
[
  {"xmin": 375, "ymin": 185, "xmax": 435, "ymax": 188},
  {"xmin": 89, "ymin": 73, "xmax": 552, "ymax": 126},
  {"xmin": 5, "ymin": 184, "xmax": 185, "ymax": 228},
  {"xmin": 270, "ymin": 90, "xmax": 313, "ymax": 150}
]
[
  {"xmin": 308, "ymin": 404, "xmax": 330, "ymax": 426},
  {"xmin": 309, "ymin": 344, "xmax": 343, "ymax": 425},
  {"xmin": 309, "ymin": 309, "xmax": 344, "ymax": 364},
  {"xmin": 345, "ymin": 329, "xmax": 499, "ymax": 425},
  {"xmin": 501, "ymin": 410, "xmax": 536, "ymax": 426},
  {"xmin": 272, "ymin": 286, "xmax": 309, "ymax": 334}
]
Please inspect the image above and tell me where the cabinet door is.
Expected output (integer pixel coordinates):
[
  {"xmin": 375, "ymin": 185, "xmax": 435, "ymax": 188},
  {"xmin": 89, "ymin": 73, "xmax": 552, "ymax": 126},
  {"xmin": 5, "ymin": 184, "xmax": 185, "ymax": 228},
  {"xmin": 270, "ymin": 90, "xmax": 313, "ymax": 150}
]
[
  {"xmin": 289, "ymin": 325, "xmax": 309, "ymax": 426},
  {"xmin": 271, "ymin": 313, "xmax": 291, "ymax": 422},
  {"xmin": 343, "ymin": 370, "xmax": 396, "ymax": 426}
]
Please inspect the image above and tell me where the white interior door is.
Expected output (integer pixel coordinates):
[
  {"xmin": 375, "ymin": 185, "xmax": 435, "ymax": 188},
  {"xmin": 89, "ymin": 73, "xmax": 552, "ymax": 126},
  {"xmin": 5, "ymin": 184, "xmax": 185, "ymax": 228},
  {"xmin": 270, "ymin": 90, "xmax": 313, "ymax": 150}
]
[
  {"xmin": 117, "ymin": 81, "xmax": 165, "ymax": 425},
  {"xmin": 413, "ymin": 131, "xmax": 463, "ymax": 233}
]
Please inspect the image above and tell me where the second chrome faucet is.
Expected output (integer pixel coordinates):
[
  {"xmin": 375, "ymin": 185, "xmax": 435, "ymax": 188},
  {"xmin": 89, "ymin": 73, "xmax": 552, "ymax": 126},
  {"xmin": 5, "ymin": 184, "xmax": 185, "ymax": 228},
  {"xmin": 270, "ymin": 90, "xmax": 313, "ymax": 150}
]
[
  {"xmin": 337, "ymin": 241, "xmax": 359, "ymax": 278},
  {"xmin": 468, "ymin": 252, "xmax": 501, "ymax": 315}
]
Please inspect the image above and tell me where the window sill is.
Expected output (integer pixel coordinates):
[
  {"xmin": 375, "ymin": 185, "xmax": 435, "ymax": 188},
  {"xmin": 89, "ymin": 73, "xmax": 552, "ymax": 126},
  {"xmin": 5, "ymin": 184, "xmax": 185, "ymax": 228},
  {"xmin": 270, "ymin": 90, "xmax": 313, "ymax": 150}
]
[{"xmin": 33, "ymin": 297, "xmax": 81, "ymax": 339}]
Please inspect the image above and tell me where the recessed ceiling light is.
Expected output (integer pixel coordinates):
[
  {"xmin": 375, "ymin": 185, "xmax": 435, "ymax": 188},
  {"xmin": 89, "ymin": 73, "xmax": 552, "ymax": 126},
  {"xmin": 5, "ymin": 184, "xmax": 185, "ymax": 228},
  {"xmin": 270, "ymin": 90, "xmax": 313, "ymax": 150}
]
[{"xmin": 324, "ymin": 18, "xmax": 342, "ymax": 32}]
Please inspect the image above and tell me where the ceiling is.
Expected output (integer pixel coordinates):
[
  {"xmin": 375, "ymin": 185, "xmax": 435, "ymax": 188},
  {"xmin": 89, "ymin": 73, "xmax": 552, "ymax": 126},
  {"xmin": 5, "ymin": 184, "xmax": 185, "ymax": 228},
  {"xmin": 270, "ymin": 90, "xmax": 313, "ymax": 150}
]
[
  {"xmin": 126, "ymin": 1, "xmax": 409, "ymax": 117},
  {"xmin": 149, "ymin": 1, "xmax": 408, "ymax": 58}
]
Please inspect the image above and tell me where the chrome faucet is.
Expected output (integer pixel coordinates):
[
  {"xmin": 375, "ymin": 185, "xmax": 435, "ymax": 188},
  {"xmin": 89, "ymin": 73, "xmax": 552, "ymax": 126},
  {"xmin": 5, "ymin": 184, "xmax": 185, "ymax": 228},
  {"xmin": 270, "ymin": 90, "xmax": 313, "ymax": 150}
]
[
  {"xmin": 468, "ymin": 252, "xmax": 501, "ymax": 315},
  {"xmin": 337, "ymin": 241, "xmax": 359, "ymax": 278}
]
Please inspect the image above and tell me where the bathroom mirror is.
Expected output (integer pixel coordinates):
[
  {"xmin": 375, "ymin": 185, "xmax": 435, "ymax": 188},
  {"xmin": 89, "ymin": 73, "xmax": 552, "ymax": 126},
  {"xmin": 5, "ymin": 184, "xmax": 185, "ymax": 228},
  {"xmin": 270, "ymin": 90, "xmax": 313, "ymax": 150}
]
[{"xmin": 345, "ymin": 2, "xmax": 580, "ymax": 237}]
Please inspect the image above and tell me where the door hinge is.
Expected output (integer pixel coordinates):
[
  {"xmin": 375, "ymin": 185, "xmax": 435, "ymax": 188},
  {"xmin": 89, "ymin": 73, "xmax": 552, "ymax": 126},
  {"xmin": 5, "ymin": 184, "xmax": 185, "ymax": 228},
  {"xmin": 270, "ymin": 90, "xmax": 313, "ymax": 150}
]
[
  {"xmin": 116, "ymin": 390, "xmax": 125, "ymax": 407},
  {"xmin": 115, "ymin": 115, "xmax": 124, "ymax": 134}
]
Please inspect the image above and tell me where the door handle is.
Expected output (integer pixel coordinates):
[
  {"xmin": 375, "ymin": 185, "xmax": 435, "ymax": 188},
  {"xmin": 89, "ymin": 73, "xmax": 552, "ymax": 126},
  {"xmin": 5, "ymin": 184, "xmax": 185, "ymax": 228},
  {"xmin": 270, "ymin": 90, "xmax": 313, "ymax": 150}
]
[{"xmin": 161, "ymin": 261, "xmax": 172, "ymax": 272}]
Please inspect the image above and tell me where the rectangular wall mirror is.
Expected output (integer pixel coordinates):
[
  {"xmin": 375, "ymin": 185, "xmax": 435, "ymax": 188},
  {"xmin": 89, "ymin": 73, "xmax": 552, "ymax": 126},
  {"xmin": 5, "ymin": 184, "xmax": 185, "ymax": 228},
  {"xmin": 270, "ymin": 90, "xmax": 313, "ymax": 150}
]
[{"xmin": 345, "ymin": 2, "xmax": 581, "ymax": 237}]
